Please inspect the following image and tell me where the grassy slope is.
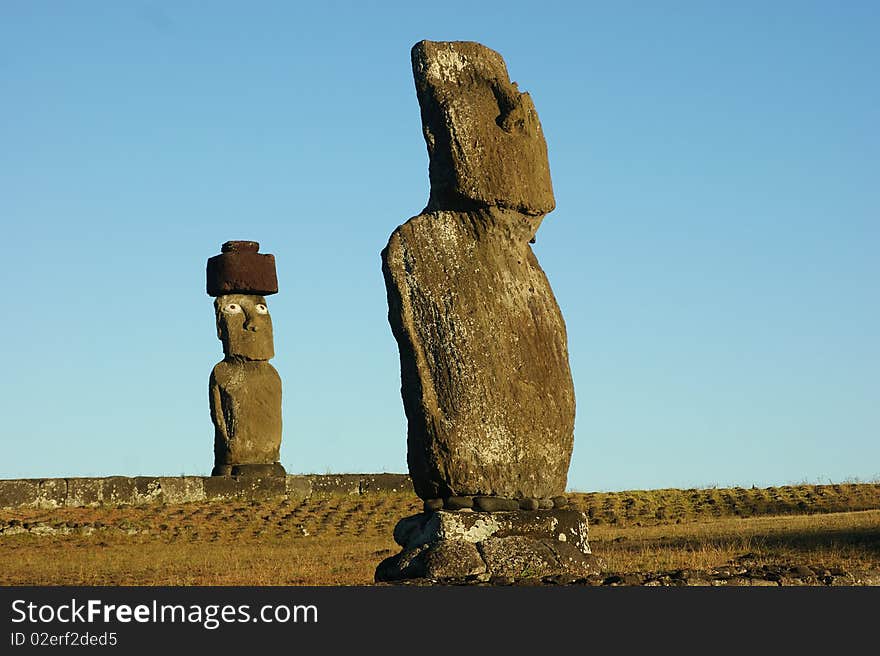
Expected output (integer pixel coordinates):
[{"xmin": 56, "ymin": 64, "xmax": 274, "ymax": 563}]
[{"xmin": 1, "ymin": 483, "xmax": 878, "ymax": 585}]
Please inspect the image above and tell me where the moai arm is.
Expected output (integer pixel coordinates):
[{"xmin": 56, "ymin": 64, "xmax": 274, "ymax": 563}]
[{"xmin": 209, "ymin": 368, "xmax": 229, "ymax": 447}]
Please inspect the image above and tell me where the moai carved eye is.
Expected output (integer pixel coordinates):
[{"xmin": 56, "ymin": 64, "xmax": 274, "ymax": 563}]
[
  {"xmin": 223, "ymin": 303, "xmax": 243, "ymax": 314},
  {"xmin": 255, "ymin": 304, "xmax": 269, "ymax": 315}
]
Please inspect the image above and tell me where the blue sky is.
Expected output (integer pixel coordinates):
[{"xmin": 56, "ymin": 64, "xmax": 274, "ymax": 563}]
[{"xmin": 1, "ymin": 1, "xmax": 877, "ymax": 492}]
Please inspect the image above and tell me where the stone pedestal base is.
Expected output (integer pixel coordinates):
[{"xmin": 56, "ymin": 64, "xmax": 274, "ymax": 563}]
[
  {"xmin": 375, "ymin": 509, "xmax": 599, "ymax": 583},
  {"xmin": 211, "ymin": 463, "xmax": 286, "ymax": 478}
]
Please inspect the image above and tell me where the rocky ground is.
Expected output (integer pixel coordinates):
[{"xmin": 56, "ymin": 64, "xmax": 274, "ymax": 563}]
[{"xmin": 396, "ymin": 561, "xmax": 880, "ymax": 586}]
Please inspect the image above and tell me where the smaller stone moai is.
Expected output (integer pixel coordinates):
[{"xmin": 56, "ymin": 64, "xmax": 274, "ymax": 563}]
[{"xmin": 206, "ymin": 240, "xmax": 285, "ymax": 478}]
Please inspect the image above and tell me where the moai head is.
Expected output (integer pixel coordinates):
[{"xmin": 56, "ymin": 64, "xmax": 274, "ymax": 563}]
[
  {"xmin": 214, "ymin": 294, "xmax": 274, "ymax": 361},
  {"xmin": 411, "ymin": 40, "xmax": 555, "ymax": 217},
  {"xmin": 206, "ymin": 240, "xmax": 279, "ymax": 360}
]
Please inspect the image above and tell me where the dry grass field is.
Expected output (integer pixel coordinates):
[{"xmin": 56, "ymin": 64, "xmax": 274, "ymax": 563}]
[{"xmin": 1, "ymin": 483, "xmax": 878, "ymax": 585}]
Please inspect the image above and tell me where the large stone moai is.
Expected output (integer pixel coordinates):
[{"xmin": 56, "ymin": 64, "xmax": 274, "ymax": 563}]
[
  {"xmin": 377, "ymin": 41, "xmax": 597, "ymax": 583},
  {"xmin": 206, "ymin": 240, "xmax": 285, "ymax": 478}
]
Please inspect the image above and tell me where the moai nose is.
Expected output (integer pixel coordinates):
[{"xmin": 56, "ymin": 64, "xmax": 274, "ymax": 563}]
[{"xmin": 243, "ymin": 315, "xmax": 260, "ymax": 332}]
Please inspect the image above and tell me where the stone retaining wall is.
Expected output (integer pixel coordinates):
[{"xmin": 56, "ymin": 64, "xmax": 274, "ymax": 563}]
[{"xmin": 0, "ymin": 474, "xmax": 413, "ymax": 509}]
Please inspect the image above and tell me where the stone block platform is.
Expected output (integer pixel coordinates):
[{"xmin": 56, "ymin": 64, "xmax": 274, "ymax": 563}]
[{"xmin": 0, "ymin": 473, "xmax": 413, "ymax": 509}]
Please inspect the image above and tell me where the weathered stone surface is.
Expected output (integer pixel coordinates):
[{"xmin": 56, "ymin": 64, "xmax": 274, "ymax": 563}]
[
  {"xmin": 206, "ymin": 241, "xmax": 278, "ymax": 297},
  {"xmin": 444, "ymin": 495, "xmax": 474, "ymax": 510},
  {"xmin": 392, "ymin": 509, "xmax": 590, "ymax": 552},
  {"xmin": 375, "ymin": 544, "xmax": 430, "ymax": 581},
  {"xmin": 209, "ymin": 293, "xmax": 284, "ymax": 476},
  {"xmin": 543, "ymin": 540, "xmax": 602, "ymax": 578},
  {"xmin": 0, "ymin": 478, "xmax": 65, "ymax": 509},
  {"xmin": 306, "ymin": 474, "xmax": 361, "ymax": 495},
  {"xmin": 202, "ymin": 476, "xmax": 244, "ymax": 500},
  {"xmin": 231, "ymin": 463, "xmax": 286, "ymax": 478},
  {"xmin": 552, "ymin": 495, "xmax": 569, "ymax": 509},
  {"xmin": 0, "ymin": 480, "xmax": 39, "ymax": 508},
  {"xmin": 0, "ymin": 474, "xmax": 416, "ymax": 508},
  {"xmin": 378, "ymin": 509, "xmax": 593, "ymax": 583},
  {"xmin": 474, "ymin": 496, "xmax": 520, "ymax": 512},
  {"xmin": 203, "ymin": 475, "xmax": 286, "ymax": 501},
  {"xmin": 412, "ymin": 40, "xmax": 554, "ymax": 216},
  {"xmin": 423, "ymin": 540, "xmax": 486, "ymax": 579},
  {"xmin": 383, "ymin": 207, "xmax": 575, "ymax": 500},
  {"xmin": 156, "ymin": 477, "xmax": 206, "ymax": 504},
  {"xmin": 132, "ymin": 477, "xmax": 163, "ymax": 504},
  {"xmin": 423, "ymin": 498, "xmax": 444, "ymax": 512},
  {"xmin": 393, "ymin": 514, "xmax": 429, "ymax": 549},
  {"xmin": 377, "ymin": 536, "xmax": 590, "ymax": 583},
  {"xmin": 285, "ymin": 475, "xmax": 313, "ymax": 498},
  {"xmin": 359, "ymin": 473, "xmax": 413, "ymax": 494},
  {"xmin": 518, "ymin": 497, "xmax": 540, "ymax": 511},
  {"xmin": 36, "ymin": 478, "xmax": 68, "ymax": 508},
  {"xmin": 66, "ymin": 478, "xmax": 104, "ymax": 506},
  {"xmin": 477, "ymin": 535, "xmax": 561, "ymax": 579},
  {"xmin": 103, "ymin": 477, "xmax": 137, "ymax": 505}
]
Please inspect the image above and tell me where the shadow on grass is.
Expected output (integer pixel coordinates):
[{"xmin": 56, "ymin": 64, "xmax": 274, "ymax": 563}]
[{"xmin": 594, "ymin": 525, "xmax": 880, "ymax": 558}]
